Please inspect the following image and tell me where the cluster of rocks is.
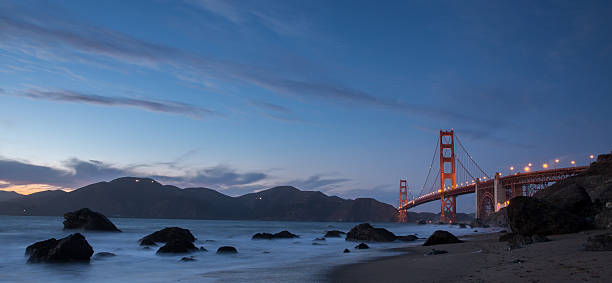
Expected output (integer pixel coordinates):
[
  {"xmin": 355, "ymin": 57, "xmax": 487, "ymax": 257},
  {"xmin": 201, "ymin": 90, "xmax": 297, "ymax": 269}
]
[
  {"xmin": 26, "ymin": 233, "xmax": 94, "ymax": 263},
  {"xmin": 252, "ymin": 230, "xmax": 299, "ymax": 239}
]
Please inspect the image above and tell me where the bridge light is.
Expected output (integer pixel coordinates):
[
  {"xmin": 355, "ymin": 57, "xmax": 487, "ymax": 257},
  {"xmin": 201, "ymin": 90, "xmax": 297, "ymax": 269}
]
[
  {"xmin": 542, "ymin": 163, "xmax": 548, "ymax": 169},
  {"xmin": 528, "ymin": 163, "xmax": 532, "ymax": 167},
  {"xmin": 509, "ymin": 166, "xmax": 514, "ymax": 171},
  {"xmin": 524, "ymin": 166, "xmax": 530, "ymax": 172},
  {"xmin": 571, "ymin": 160, "xmax": 576, "ymax": 166},
  {"xmin": 589, "ymin": 154, "xmax": 594, "ymax": 160},
  {"xmin": 555, "ymin": 159, "xmax": 559, "ymax": 163}
]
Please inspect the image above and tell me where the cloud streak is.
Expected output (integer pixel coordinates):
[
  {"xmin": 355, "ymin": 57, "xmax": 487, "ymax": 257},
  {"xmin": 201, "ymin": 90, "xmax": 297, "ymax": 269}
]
[
  {"xmin": 0, "ymin": 5, "xmax": 495, "ymax": 126},
  {"xmin": 9, "ymin": 88, "xmax": 215, "ymax": 119}
]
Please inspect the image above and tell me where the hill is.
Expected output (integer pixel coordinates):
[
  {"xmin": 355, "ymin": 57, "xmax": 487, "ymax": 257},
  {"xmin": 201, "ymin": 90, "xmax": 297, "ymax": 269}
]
[{"xmin": 0, "ymin": 177, "xmax": 397, "ymax": 222}]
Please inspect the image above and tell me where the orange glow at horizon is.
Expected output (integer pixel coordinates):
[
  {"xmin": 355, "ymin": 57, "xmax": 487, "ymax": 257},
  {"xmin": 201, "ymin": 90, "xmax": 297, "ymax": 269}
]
[{"xmin": 0, "ymin": 183, "xmax": 71, "ymax": 195}]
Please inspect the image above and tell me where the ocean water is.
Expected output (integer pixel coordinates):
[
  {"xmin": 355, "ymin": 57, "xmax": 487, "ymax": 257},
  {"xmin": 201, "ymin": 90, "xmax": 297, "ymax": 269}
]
[{"xmin": 0, "ymin": 216, "xmax": 496, "ymax": 282}]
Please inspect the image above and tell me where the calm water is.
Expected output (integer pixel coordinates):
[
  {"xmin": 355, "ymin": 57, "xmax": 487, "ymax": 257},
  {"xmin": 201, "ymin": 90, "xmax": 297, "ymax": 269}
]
[{"xmin": 0, "ymin": 216, "xmax": 494, "ymax": 282}]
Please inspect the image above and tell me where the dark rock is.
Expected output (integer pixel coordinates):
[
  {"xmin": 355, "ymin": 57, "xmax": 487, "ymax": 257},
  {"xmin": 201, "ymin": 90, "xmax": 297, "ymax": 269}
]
[
  {"xmin": 180, "ymin": 257, "xmax": 196, "ymax": 262},
  {"xmin": 594, "ymin": 209, "xmax": 612, "ymax": 229},
  {"xmin": 498, "ymin": 233, "xmax": 516, "ymax": 242},
  {"xmin": 345, "ymin": 223, "xmax": 396, "ymax": 242},
  {"xmin": 459, "ymin": 223, "xmax": 467, "ymax": 228},
  {"xmin": 313, "ymin": 237, "xmax": 326, "ymax": 241},
  {"xmin": 584, "ymin": 233, "xmax": 612, "ymax": 251},
  {"xmin": 500, "ymin": 233, "xmax": 532, "ymax": 249},
  {"xmin": 140, "ymin": 227, "xmax": 195, "ymax": 245},
  {"xmin": 324, "ymin": 230, "xmax": 346, "ymax": 237},
  {"xmin": 343, "ymin": 248, "xmax": 350, "ymax": 253},
  {"xmin": 532, "ymin": 234, "xmax": 550, "ymax": 243},
  {"xmin": 481, "ymin": 208, "xmax": 509, "ymax": 227},
  {"xmin": 199, "ymin": 246, "xmax": 207, "ymax": 251},
  {"xmin": 513, "ymin": 259, "xmax": 525, "ymax": 264},
  {"xmin": 140, "ymin": 238, "xmax": 157, "ymax": 246},
  {"xmin": 252, "ymin": 230, "xmax": 299, "ymax": 240},
  {"xmin": 397, "ymin": 235, "xmax": 418, "ymax": 242},
  {"xmin": 506, "ymin": 196, "xmax": 588, "ymax": 236},
  {"xmin": 217, "ymin": 246, "xmax": 238, "ymax": 254},
  {"xmin": 93, "ymin": 252, "xmax": 116, "ymax": 259},
  {"xmin": 156, "ymin": 239, "xmax": 197, "ymax": 254},
  {"xmin": 26, "ymin": 233, "xmax": 94, "ymax": 263},
  {"xmin": 470, "ymin": 218, "xmax": 490, "ymax": 228},
  {"xmin": 427, "ymin": 249, "xmax": 448, "ymax": 255},
  {"xmin": 312, "ymin": 242, "xmax": 327, "ymax": 245},
  {"xmin": 354, "ymin": 243, "xmax": 369, "ymax": 249},
  {"xmin": 423, "ymin": 230, "xmax": 463, "ymax": 246},
  {"xmin": 534, "ymin": 182, "xmax": 593, "ymax": 216},
  {"xmin": 417, "ymin": 220, "xmax": 427, "ymax": 225},
  {"xmin": 63, "ymin": 208, "xmax": 121, "ymax": 232},
  {"xmin": 500, "ymin": 230, "xmax": 508, "ymax": 233}
]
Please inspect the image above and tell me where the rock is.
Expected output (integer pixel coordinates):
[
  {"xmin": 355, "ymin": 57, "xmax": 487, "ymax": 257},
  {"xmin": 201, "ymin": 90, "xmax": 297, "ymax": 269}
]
[
  {"xmin": 345, "ymin": 223, "xmax": 396, "ymax": 242},
  {"xmin": 423, "ymin": 230, "xmax": 463, "ymax": 246},
  {"xmin": 199, "ymin": 247, "xmax": 207, "ymax": 252},
  {"xmin": 156, "ymin": 239, "xmax": 197, "ymax": 254},
  {"xmin": 532, "ymin": 234, "xmax": 550, "ymax": 243},
  {"xmin": 354, "ymin": 243, "xmax": 369, "ymax": 249},
  {"xmin": 140, "ymin": 227, "xmax": 195, "ymax": 245},
  {"xmin": 217, "ymin": 246, "xmax": 238, "ymax": 254},
  {"xmin": 397, "ymin": 235, "xmax": 418, "ymax": 242},
  {"xmin": 481, "ymin": 208, "xmax": 508, "ymax": 227},
  {"xmin": 26, "ymin": 233, "xmax": 94, "ymax": 263},
  {"xmin": 459, "ymin": 223, "xmax": 467, "ymax": 228},
  {"xmin": 417, "ymin": 220, "xmax": 427, "ymax": 225},
  {"xmin": 513, "ymin": 259, "xmax": 525, "ymax": 264},
  {"xmin": 506, "ymin": 196, "xmax": 588, "ymax": 236},
  {"xmin": 500, "ymin": 233, "xmax": 532, "ymax": 249},
  {"xmin": 180, "ymin": 256, "xmax": 196, "ymax": 262},
  {"xmin": 252, "ymin": 230, "xmax": 299, "ymax": 240},
  {"xmin": 343, "ymin": 248, "xmax": 350, "ymax": 253},
  {"xmin": 470, "ymin": 218, "xmax": 490, "ymax": 228},
  {"xmin": 584, "ymin": 233, "xmax": 612, "ymax": 251},
  {"xmin": 63, "ymin": 208, "xmax": 121, "ymax": 232},
  {"xmin": 534, "ymin": 182, "xmax": 593, "ymax": 216},
  {"xmin": 140, "ymin": 238, "xmax": 157, "ymax": 246},
  {"xmin": 500, "ymin": 230, "xmax": 508, "ymax": 233},
  {"xmin": 427, "ymin": 249, "xmax": 448, "ymax": 255},
  {"xmin": 594, "ymin": 209, "xmax": 612, "ymax": 229},
  {"xmin": 313, "ymin": 237, "xmax": 326, "ymax": 241},
  {"xmin": 312, "ymin": 242, "xmax": 327, "ymax": 246},
  {"xmin": 324, "ymin": 230, "xmax": 346, "ymax": 237},
  {"xmin": 93, "ymin": 252, "xmax": 116, "ymax": 259}
]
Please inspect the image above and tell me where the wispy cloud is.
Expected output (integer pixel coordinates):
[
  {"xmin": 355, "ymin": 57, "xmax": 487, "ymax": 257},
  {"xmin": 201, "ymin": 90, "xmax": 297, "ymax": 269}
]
[
  {"xmin": 6, "ymin": 88, "xmax": 215, "ymax": 119},
  {"xmin": 0, "ymin": 5, "xmax": 495, "ymax": 126},
  {"xmin": 286, "ymin": 174, "xmax": 350, "ymax": 190}
]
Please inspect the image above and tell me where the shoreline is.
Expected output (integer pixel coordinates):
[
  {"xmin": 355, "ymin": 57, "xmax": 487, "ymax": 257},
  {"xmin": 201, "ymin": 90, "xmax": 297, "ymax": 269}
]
[{"xmin": 327, "ymin": 229, "xmax": 612, "ymax": 282}]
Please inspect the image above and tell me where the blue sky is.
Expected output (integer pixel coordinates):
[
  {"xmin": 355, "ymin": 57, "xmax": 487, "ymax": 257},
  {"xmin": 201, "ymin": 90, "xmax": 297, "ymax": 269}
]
[{"xmin": 0, "ymin": 0, "xmax": 611, "ymax": 212}]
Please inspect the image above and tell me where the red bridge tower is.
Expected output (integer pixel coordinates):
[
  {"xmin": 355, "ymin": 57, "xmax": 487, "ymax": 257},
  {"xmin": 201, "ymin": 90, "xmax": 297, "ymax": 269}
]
[
  {"xmin": 440, "ymin": 130, "xmax": 457, "ymax": 223},
  {"xmin": 398, "ymin": 180, "xmax": 408, "ymax": 222}
]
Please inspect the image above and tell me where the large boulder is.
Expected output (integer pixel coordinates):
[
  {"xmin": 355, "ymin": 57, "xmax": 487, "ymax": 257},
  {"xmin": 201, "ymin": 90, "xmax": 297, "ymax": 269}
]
[
  {"xmin": 534, "ymin": 182, "xmax": 593, "ymax": 216},
  {"xmin": 26, "ymin": 233, "xmax": 94, "ymax": 263},
  {"xmin": 63, "ymin": 208, "xmax": 121, "ymax": 232},
  {"xmin": 252, "ymin": 230, "xmax": 299, "ymax": 240},
  {"xmin": 156, "ymin": 239, "xmax": 198, "ymax": 254},
  {"xmin": 481, "ymin": 208, "xmax": 508, "ymax": 227},
  {"xmin": 397, "ymin": 235, "xmax": 418, "ymax": 242},
  {"xmin": 345, "ymin": 223, "xmax": 396, "ymax": 242},
  {"xmin": 423, "ymin": 230, "xmax": 463, "ymax": 246},
  {"xmin": 140, "ymin": 227, "xmax": 195, "ymax": 245},
  {"xmin": 324, "ymin": 230, "xmax": 346, "ymax": 237},
  {"xmin": 506, "ymin": 196, "xmax": 588, "ymax": 236},
  {"xmin": 584, "ymin": 233, "xmax": 612, "ymax": 251}
]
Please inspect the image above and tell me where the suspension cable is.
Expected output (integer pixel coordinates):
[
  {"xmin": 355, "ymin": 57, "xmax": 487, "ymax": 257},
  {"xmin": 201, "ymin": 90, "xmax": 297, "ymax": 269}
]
[
  {"xmin": 454, "ymin": 134, "xmax": 490, "ymax": 178},
  {"xmin": 418, "ymin": 140, "xmax": 439, "ymax": 197}
]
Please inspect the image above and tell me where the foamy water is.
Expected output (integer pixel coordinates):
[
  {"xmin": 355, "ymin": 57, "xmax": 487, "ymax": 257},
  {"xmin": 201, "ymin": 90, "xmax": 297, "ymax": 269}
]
[{"xmin": 0, "ymin": 216, "xmax": 496, "ymax": 282}]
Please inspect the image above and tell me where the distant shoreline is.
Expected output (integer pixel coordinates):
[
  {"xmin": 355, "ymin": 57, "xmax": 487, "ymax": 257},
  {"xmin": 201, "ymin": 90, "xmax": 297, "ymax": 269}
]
[{"xmin": 327, "ymin": 229, "xmax": 612, "ymax": 282}]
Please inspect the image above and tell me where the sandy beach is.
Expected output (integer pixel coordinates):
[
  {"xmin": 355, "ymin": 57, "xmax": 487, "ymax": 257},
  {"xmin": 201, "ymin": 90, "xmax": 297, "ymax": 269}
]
[{"xmin": 329, "ymin": 229, "xmax": 612, "ymax": 282}]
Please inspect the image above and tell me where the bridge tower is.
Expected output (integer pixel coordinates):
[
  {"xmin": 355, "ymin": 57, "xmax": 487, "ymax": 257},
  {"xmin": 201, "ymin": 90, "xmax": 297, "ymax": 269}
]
[
  {"xmin": 398, "ymin": 180, "xmax": 408, "ymax": 222},
  {"xmin": 439, "ymin": 130, "xmax": 457, "ymax": 223}
]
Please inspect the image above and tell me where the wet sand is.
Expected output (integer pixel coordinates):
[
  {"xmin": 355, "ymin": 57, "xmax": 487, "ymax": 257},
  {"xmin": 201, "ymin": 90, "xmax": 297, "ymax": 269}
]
[{"xmin": 328, "ymin": 229, "xmax": 612, "ymax": 282}]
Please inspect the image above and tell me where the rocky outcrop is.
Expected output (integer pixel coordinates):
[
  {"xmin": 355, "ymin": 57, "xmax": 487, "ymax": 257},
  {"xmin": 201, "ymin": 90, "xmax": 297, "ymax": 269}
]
[
  {"xmin": 584, "ymin": 233, "xmax": 612, "ymax": 251},
  {"xmin": 397, "ymin": 235, "xmax": 418, "ymax": 242},
  {"xmin": 63, "ymin": 208, "xmax": 121, "ymax": 232},
  {"xmin": 534, "ymin": 182, "xmax": 594, "ymax": 217},
  {"xmin": 481, "ymin": 208, "xmax": 508, "ymax": 227},
  {"xmin": 423, "ymin": 230, "xmax": 463, "ymax": 246},
  {"xmin": 93, "ymin": 252, "xmax": 116, "ymax": 259},
  {"xmin": 324, "ymin": 230, "xmax": 346, "ymax": 237},
  {"xmin": 343, "ymin": 248, "xmax": 350, "ymax": 253},
  {"xmin": 506, "ymin": 196, "xmax": 588, "ymax": 236},
  {"xmin": 252, "ymin": 230, "xmax": 299, "ymax": 240},
  {"xmin": 156, "ymin": 239, "xmax": 198, "ymax": 254},
  {"xmin": 354, "ymin": 243, "xmax": 369, "ymax": 249},
  {"xmin": 140, "ymin": 227, "xmax": 195, "ymax": 245},
  {"xmin": 499, "ymin": 233, "xmax": 550, "ymax": 249},
  {"xmin": 427, "ymin": 249, "xmax": 448, "ymax": 255},
  {"xmin": 345, "ymin": 223, "xmax": 396, "ymax": 242},
  {"xmin": 26, "ymin": 233, "xmax": 94, "ymax": 263},
  {"xmin": 217, "ymin": 246, "xmax": 238, "ymax": 254}
]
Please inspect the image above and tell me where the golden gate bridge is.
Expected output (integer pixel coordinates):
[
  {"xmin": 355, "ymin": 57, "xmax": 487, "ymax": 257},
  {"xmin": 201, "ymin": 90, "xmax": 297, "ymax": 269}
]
[{"xmin": 397, "ymin": 130, "xmax": 588, "ymax": 223}]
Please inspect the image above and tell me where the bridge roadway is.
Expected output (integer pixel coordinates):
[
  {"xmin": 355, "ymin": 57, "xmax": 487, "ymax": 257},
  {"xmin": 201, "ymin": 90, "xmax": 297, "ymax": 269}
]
[{"xmin": 401, "ymin": 166, "xmax": 588, "ymax": 211}]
